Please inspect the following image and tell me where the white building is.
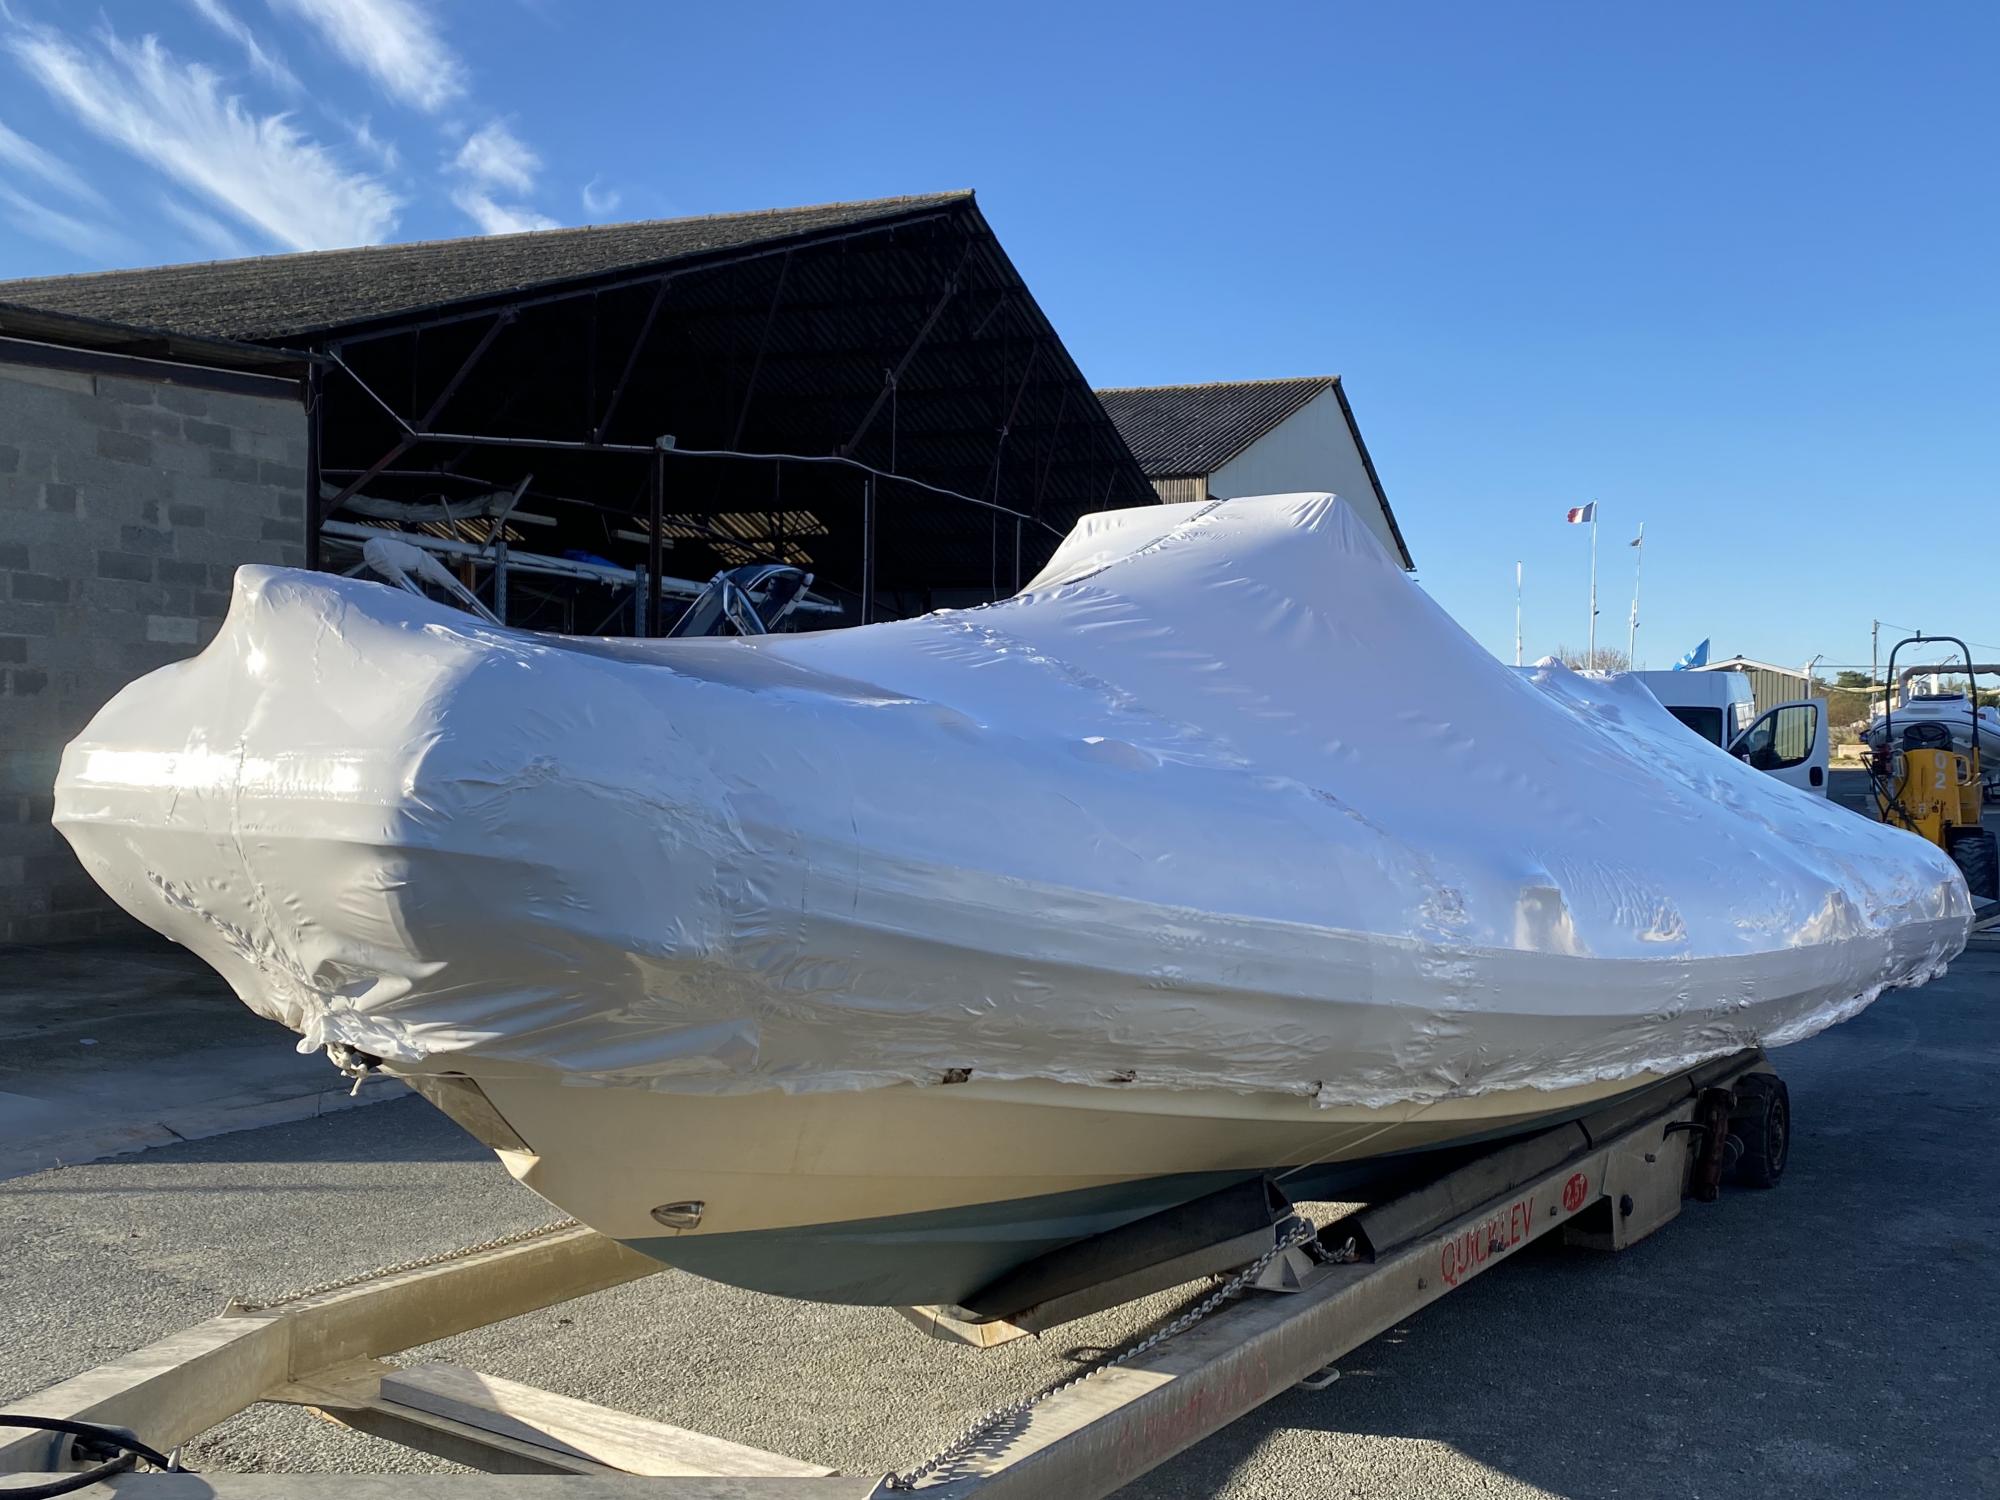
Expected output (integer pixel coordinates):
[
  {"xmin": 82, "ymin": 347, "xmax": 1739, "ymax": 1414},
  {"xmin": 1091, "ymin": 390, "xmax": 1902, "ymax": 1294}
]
[{"xmin": 1096, "ymin": 376, "xmax": 1413, "ymax": 568}]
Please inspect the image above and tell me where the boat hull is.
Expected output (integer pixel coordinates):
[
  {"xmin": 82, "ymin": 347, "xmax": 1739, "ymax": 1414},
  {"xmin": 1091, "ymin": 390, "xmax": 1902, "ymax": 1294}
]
[{"xmin": 422, "ymin": 1065, "xmax": 1648, "ymax": 1305}]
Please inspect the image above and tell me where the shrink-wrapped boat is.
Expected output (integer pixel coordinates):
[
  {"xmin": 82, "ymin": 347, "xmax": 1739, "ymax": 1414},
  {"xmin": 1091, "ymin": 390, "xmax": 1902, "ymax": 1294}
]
[{"xmin": 53, "ymin": 494, "xmax": 1970, "ymax": 1305}]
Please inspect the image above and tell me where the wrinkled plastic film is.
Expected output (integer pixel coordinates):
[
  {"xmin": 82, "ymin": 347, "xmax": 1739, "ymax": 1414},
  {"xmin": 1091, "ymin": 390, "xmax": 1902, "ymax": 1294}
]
[{"xmin": 55, "ymin": 494, "xmax": 1970, "ymax": 1107}]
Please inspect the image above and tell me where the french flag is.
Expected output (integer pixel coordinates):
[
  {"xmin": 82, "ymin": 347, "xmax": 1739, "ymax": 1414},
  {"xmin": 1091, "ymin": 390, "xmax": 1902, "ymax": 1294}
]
[{"xmin": 1565, "ymin": 502, "xmax": 1597, "ymax": 524}]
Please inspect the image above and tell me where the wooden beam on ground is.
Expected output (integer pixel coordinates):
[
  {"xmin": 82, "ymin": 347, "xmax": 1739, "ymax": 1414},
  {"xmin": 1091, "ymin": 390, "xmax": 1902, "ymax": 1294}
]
[{"xmin": 277, "ymin": 1360, "xmax": 834, "ymax": 1479}]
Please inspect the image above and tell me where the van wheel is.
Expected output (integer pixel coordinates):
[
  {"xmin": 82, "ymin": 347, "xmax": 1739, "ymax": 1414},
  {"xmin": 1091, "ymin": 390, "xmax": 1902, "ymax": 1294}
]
[{"xmin": 1728, "ymin": 1075, "xmax": 1789, "ymax": 1189}]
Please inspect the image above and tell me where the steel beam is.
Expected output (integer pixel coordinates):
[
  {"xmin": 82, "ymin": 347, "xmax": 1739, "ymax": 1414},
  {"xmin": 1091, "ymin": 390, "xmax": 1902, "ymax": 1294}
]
[
  {"xmin": 728, "ymin": 253, "xmax": 791, "ymax": 451},
  {"xmin": 1030, "ymin": 388, "xmax": 1070, "ymax": 519},
  {"xmin": 318, "ymin": 435, "xmax": 417, "ymax": 519},
  {"xmin": 977, "ymin": 345, "xmax": 1040, "ymax": 509},
  {"xmin": 647, "ymin": 445, "xmax": 666, "ymax": 636},
  {"xmin": 0, "ymin": 334, "xmax": 302, "ymax": 399},
  {"xmin": 594, "ymin": 280, "xmax": 670, "ymax": 444},
  {"xmin": 418, "ymin": 312, "xmax": 516, "ymax": 432},
  {"xmin": 859, "ymin": 476, "xmax": 876, "ymax": 625},
  {"xmin": 839, "ymin": 246, "xmax": 972, "ymax": 457},
  {"xmin": 303, "ymin": 361, "xmax": 324, "ymax": 569},
  {"xmin": 326, "ymin": 337, "xmax": 561, "ymax": 530}
]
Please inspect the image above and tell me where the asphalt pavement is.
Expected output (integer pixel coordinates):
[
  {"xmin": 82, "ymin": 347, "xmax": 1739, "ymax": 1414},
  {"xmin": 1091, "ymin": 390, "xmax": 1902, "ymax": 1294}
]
[
  {"xmin": 3, "ymin": 936, "xmax": 1997, "ymax": 1497},
  {"xmin": 0, "ymin": 936, "xmax": 400, "ymax": 1179}
]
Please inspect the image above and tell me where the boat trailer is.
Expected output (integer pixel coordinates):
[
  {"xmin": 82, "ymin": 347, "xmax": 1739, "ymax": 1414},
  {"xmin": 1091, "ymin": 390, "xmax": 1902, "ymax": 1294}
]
[{"xmin": 1, "ymin": 1051, "xmax": 1785, "ymax": 1498}]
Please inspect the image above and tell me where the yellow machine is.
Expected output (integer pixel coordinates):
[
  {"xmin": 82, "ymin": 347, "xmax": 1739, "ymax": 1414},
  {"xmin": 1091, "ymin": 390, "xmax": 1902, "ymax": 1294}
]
[
  {"xmin": 1875, "ymin": 734, "xmax": 1980, "ymax": 844},
  {"xmin": 1871, "ymin": 634, "xmax": 1998, "ymax": 901}
]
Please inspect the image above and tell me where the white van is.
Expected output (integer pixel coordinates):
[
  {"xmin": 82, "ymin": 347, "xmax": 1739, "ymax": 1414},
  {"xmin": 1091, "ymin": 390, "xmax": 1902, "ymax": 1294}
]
[{"xmin": 1625, "ymin": 670, "xmax": 1828, "ymax": 796}]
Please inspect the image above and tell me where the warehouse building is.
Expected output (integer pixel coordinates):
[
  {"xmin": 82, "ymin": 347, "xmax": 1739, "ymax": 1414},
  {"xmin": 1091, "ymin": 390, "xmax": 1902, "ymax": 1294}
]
[
  {"xmin": 1693, "ymin": 655, "xmax": 1821, "ymax": 716},
  {"xmin": 1097, "ymin": 376, "xmax": 1413, "ymax": 568}
]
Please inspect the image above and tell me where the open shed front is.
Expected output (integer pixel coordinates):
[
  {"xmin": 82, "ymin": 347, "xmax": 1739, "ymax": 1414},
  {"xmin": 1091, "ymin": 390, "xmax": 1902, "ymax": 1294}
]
[{"xmin": 0, "ymin": 194, "xmax": 1158, "ymax": 633}]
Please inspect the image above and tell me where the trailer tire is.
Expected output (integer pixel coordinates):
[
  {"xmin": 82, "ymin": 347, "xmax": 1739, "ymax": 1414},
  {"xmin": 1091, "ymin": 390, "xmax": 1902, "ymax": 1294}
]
[
  {"xmin": 1946, "ymin": 827, "xmax": 1998, "ymax": 902},
  {"xmin": 1728, "ymin": 1074, "xmax": 1789, "ymax": 1189}
]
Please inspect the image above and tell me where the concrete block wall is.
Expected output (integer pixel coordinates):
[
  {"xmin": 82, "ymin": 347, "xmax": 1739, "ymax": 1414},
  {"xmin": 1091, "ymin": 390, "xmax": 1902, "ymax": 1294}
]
[{"xmin": 0, "ymin": 356, "xmax": 307, "ymax": 943}]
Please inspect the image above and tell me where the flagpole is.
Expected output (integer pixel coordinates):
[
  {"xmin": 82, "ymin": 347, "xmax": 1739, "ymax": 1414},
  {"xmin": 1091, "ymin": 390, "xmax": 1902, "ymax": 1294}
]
[
  {"xmin": 1626, "ymin": 521, "xmax": 1644, "ymax": 664},
  {"xmin": 1587, "ymin": 503, "xmax": 1598, "ymax": 667},
  {"xmin": 1515, "ymin": 560, "xmax": 1523, "ymax": 667}
]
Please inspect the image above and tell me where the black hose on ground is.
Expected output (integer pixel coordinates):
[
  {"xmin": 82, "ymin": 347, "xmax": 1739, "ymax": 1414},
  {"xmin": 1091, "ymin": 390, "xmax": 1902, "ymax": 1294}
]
[{"xmin": 0, "ymin": 1413, "xmax": 186, "ymax": 1499}]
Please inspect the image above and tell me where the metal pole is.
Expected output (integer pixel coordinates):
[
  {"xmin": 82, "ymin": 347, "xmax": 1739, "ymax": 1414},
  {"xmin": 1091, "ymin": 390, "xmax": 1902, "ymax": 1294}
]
[
  {"xmin": 646, "ymin": 445, "xmax": 664, "ymax": 637},
  {"xmin": 1626, "ymin": 521, "xmax": 1644, "ymax": 666},
  {"xmin": 1514, "ymin": 561, "xmax": 1523, "ymax": 667},
  {"xmin": 1587, "ymin": 504, "xmax": 1599, "ymax": 668},
  {"xmin": 1013, "ymin": 516, "xmax": 1022, "ymax": 595},
  {"xmin": 493, "ymin": 540, "xmax": 508, "ymax": 624},
  {"xmin": 860, "ymin": 476, "xmax": 876, "ymax": 625},
  {"xmin": 303, "ymin": 361, "xmax": 323, "ymax": 571}
]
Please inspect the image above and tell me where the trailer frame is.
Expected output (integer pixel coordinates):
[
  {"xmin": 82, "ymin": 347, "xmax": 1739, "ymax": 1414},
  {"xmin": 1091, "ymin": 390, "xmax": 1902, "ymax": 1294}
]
[{"xmin": 0, "ymin": 1051, "xmax": 1774, "ymax": 1499}]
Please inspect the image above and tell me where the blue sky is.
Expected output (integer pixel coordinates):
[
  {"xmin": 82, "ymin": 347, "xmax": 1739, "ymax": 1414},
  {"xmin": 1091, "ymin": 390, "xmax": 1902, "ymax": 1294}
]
[{"xmin": 1, "ymin": 1, "xmax": 1994, "ymax": 671}]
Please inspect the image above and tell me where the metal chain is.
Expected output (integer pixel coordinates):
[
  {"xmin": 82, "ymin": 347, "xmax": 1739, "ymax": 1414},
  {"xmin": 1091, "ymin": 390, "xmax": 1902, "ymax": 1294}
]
[
  {"xmin": 876, "ymin": 1216, "xmax": 1335, "ymax": 1493},
  {"xmin": 226, "ymin": 1218, "xmax": 579, "ymax": 1312}
]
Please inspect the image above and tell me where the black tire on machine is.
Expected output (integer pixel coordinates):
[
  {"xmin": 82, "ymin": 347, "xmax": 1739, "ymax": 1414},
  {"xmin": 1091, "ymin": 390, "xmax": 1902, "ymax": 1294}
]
[
  {"xmin": 1945, "ymin": 826, "xmax": 1999, "ymax": 902},
  {"xmin": 1727, "ymin": 1073, "xmax": 1790, "ymax": 1189}
]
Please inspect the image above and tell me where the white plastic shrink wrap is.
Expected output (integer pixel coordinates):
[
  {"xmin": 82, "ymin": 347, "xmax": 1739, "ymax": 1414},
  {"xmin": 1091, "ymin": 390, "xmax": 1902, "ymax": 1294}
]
[{"xmin": 55, "ymin": 494, "xmax": 1970, "ymax": 1108}]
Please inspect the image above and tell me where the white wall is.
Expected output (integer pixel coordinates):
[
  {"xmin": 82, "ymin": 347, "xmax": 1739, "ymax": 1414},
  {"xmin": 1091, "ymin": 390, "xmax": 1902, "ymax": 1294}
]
[{"xmin": 1207, "ymin": 387, "xmax": 1405, "ymax": 564}]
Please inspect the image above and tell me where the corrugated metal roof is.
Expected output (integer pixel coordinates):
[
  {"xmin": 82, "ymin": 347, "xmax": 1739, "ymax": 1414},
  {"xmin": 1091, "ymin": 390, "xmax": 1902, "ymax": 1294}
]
[
  {"xmin": 1694, "ymin": 656, "xmax": 1810, "ymax": 678},
  {"xmin": 0, "ymin": 193, "xmax": 970, "ymax": 343},
  {"xmin": 1094, "ymin": 375, "xmax": 1335, "ymax": 477}
]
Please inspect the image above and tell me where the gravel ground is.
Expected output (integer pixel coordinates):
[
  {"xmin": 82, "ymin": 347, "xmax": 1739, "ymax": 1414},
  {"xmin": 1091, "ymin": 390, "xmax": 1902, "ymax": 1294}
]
[{"xmin": 5, "ymin": 943, "xmax": 1998, "ymax": 1497}]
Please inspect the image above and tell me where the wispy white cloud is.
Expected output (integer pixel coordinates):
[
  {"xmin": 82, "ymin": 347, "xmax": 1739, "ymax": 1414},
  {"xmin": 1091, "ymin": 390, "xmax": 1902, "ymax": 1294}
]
[
  {"xmin": 580, "ymin": 175, "xmax": 619, "ymax": 218},
  {"xmin": 450, "ymin": 187, "xmax": 557, "ymax": 236},
  {"xmin": 453, "ymin": 120, "xmax": 537, "ymax": 194},
  {"xmin": 0, "ymin": 180, "xmax": 130, "ymax": 262},
  {"xmin": 8, "ymin": 25, "xmax": 402, "ymax": 251},
  {"xmin": 160, "ymin": 193, "xmax": 253, "ymax": 257},
  {"xmin": 269, "ymin": 0, "xmax": 465, "ymax": 113},
  {"xmin": 182, "ymin": 0, "xmax": 297, "ymax": 90},
  {"xmin": 343, "ymin": 113, "xmax": 400, "ymax": 172},
  {"xmin": 448, "ymin": 119, "xmax": 555, "ymax": 236},
  {"xmin": 0, "ymin": 115, "xmax": 107, "ymax": 207}
]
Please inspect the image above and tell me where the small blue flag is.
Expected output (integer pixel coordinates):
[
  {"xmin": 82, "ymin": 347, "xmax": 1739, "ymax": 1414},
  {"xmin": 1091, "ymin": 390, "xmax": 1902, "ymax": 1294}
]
[{"xmin": 1672, "ymin": 638, "xmax": 1710, "ymax": 672}]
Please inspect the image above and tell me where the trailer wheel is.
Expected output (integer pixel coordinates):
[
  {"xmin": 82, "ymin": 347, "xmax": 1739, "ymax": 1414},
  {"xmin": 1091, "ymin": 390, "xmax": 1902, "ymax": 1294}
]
[{"xmin": 1728, "ymin": 1074, "xmax": 1789, "ymax": 1189}]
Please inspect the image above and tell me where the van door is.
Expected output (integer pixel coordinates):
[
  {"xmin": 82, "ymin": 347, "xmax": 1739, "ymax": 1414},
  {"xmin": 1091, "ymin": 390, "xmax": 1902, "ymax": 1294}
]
[{"xmin": 1728, "ymin": 700, "xmax": 1829, "ymax": 796}]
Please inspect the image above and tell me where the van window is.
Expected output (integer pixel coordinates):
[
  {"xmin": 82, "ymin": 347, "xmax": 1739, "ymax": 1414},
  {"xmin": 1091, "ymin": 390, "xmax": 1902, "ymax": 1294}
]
[
  {"xmin": 1736, "ymin": 703, "xmax": 1817, "ymax": 771},
  {"xmin": 1667, "ymin": 706, "xmax": 1725, "ymax": 745}
]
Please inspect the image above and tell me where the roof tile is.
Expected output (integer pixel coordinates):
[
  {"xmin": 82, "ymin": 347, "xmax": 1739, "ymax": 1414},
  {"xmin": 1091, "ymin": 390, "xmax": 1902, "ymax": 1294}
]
[
  {"xmin": 0, "ymin": 193, "xmax": 970, "ymax": 343},
  {"xmin": 1093, "ymin": 376, "xmax": 1336, "ymax": 476}
]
